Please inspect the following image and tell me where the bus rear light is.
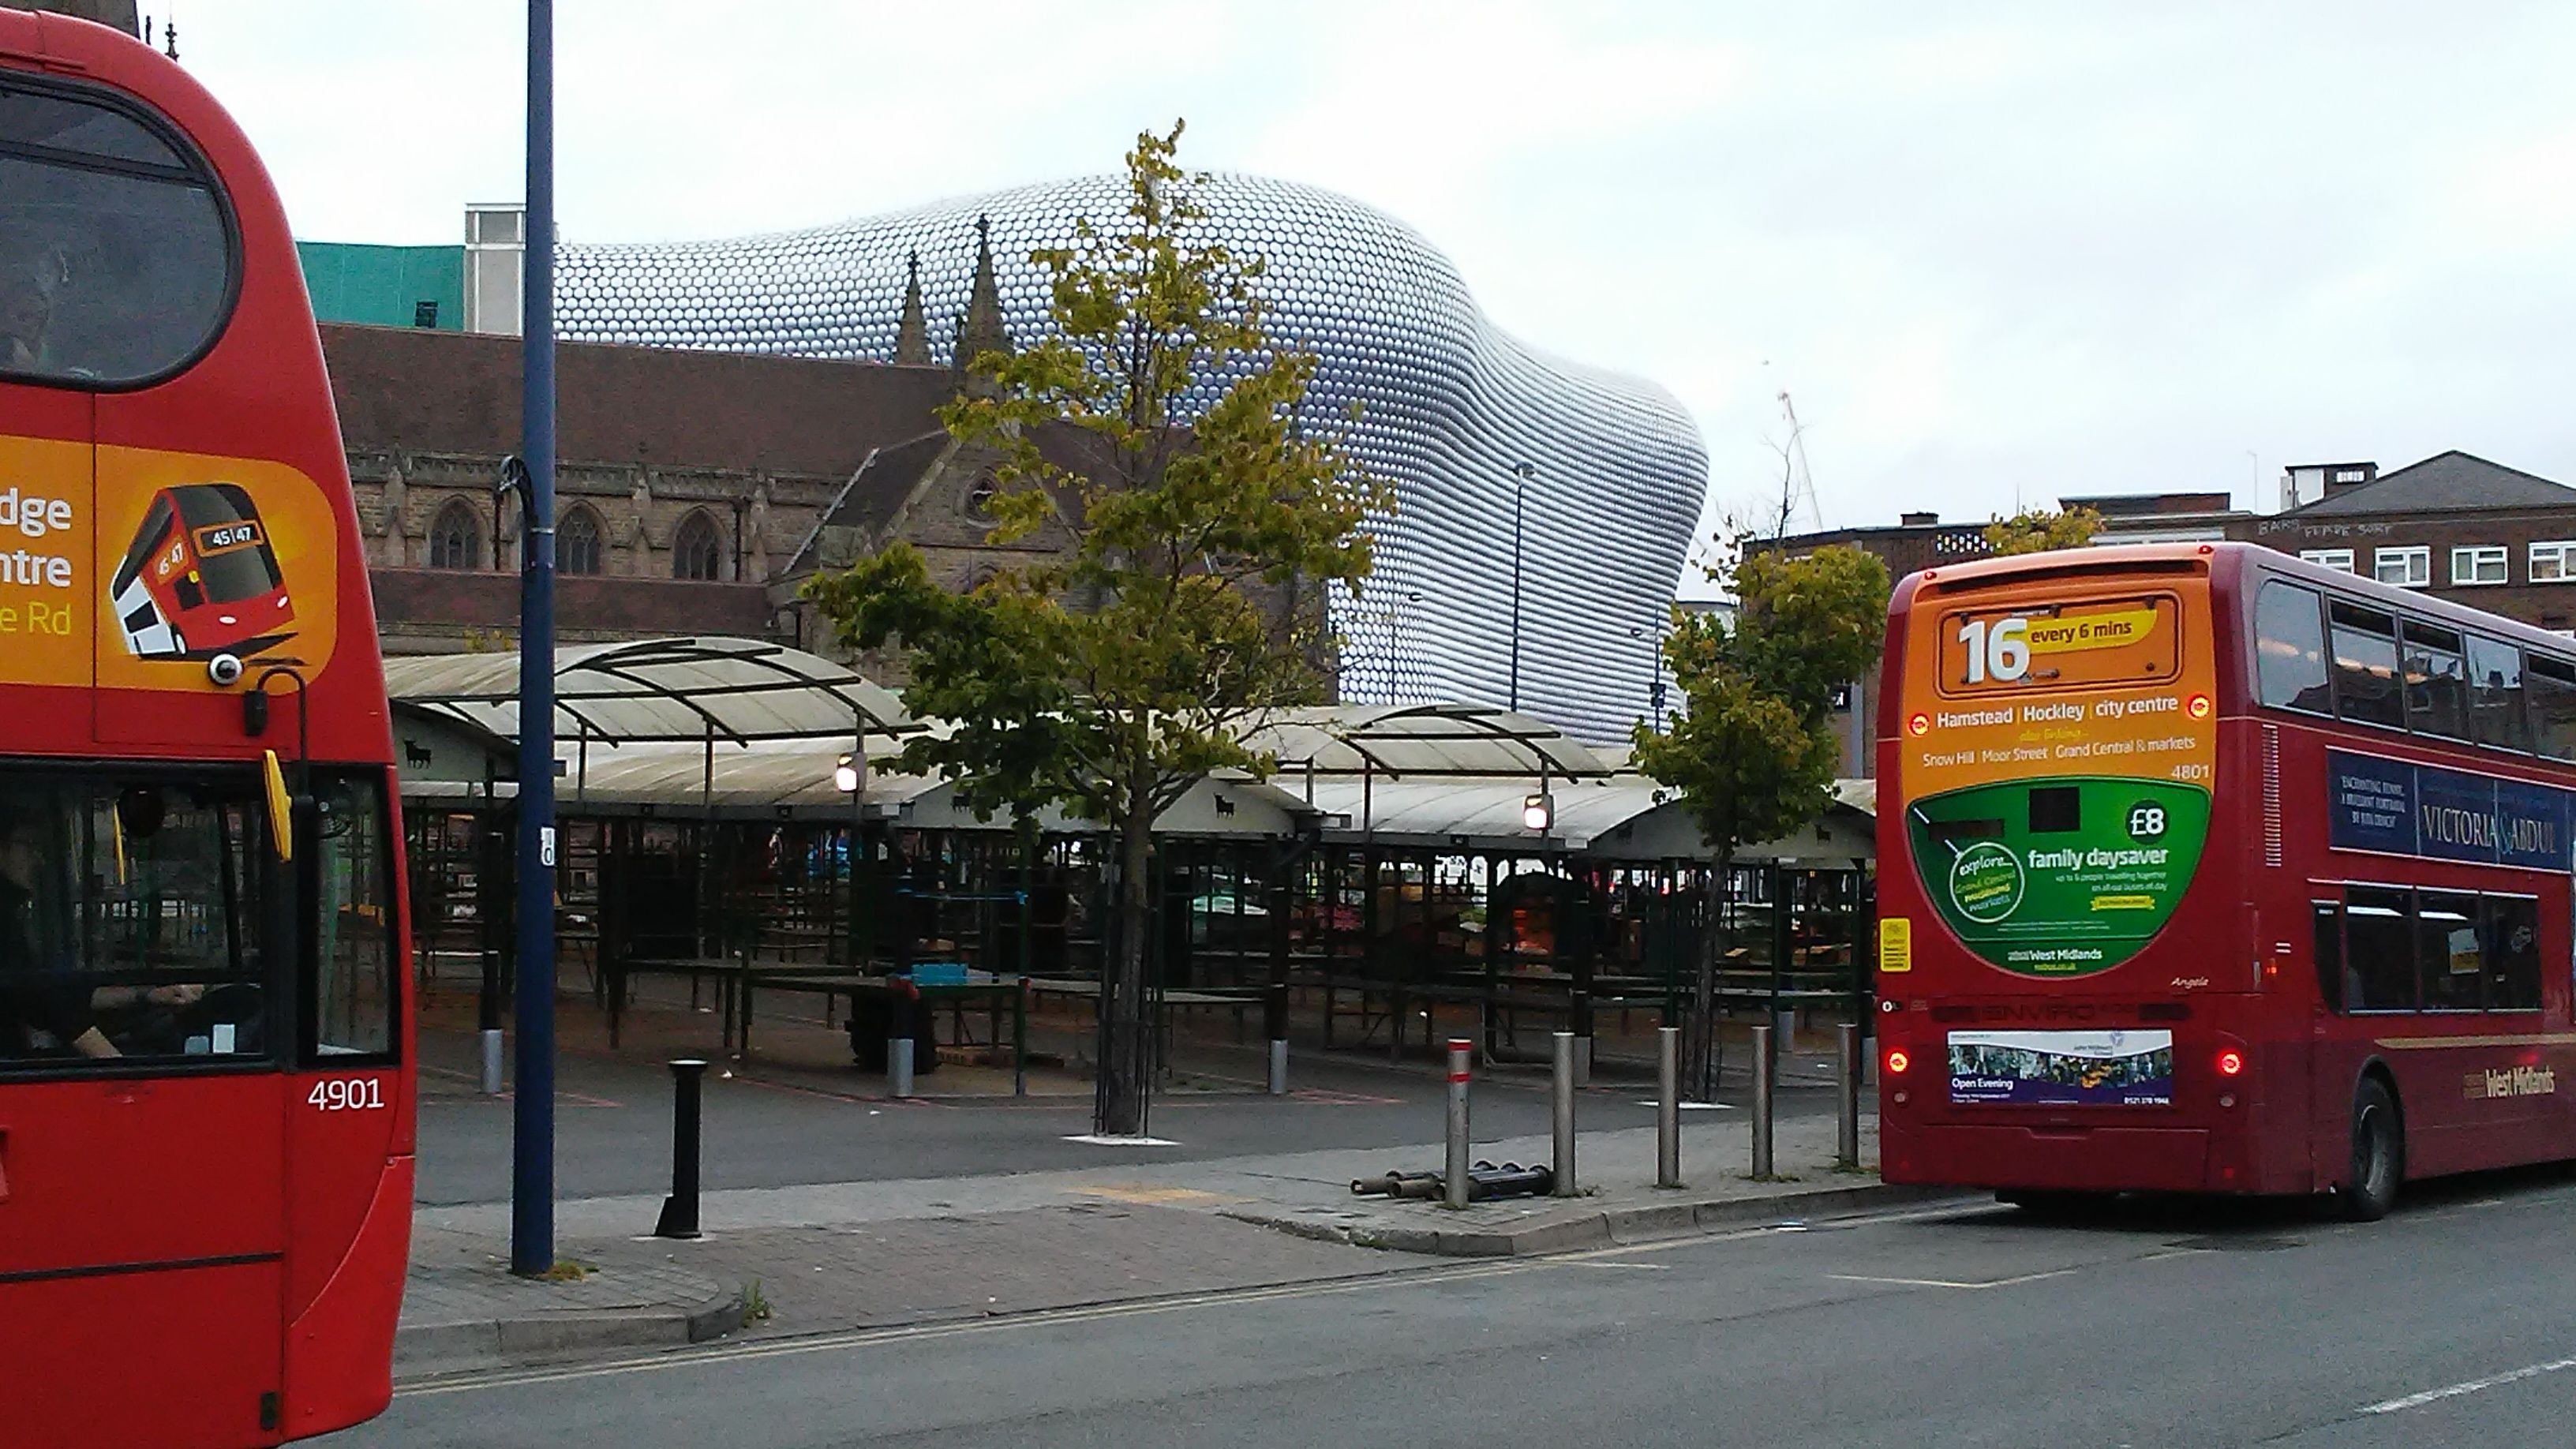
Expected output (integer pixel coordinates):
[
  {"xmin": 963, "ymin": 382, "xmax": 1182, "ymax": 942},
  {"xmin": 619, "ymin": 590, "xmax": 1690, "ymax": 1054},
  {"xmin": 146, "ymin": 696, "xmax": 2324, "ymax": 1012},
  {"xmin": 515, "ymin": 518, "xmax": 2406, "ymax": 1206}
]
[
  {"xmin": 1885, "ymin": 1048, "xmax": 1911, "ymax": 1075},
  {"xmin": 2218, "ymin": 1094, "xmax": 2237, "ymax": 1109},
  {"xmin": 2215, "ymin": 1048, "xmax": 2245, "ymax": 1077},
  {"xmin": 1893, "ymin": 1090, "xmax": 1909, "ymax": 1106}
]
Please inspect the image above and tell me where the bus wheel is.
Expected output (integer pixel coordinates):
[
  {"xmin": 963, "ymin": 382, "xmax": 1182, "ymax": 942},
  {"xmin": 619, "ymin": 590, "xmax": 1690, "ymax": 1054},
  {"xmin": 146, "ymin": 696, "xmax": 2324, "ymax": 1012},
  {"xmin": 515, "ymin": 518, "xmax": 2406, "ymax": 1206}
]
[{"xmin": 2342, "ymin": 1078, "xmax": 2403, "ymax": 1222}]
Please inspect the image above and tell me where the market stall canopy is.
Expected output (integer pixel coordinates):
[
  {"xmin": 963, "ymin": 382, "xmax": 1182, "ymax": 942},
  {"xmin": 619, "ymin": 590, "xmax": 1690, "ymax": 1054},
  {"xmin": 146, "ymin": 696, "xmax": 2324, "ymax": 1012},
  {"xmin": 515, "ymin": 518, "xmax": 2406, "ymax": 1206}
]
[
  {"xmin": 1240, "ymin": 703, "xmax": 1608, "ymax": 780},
  {"xmin": 382, "ymin": 637, "xmax": 917, "ymax": 746}
]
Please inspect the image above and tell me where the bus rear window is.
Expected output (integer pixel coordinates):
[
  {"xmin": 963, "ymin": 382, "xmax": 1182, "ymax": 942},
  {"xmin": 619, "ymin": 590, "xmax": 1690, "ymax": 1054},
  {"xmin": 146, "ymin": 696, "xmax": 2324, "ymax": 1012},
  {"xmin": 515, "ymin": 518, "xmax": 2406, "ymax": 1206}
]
[
  {"xmin": 1, "ymin": 77, "xmax": 232, "ymax": 388},
  {"xmin": 1938, "ymin": 594, "xmax": 2180, "ymax": 695}
]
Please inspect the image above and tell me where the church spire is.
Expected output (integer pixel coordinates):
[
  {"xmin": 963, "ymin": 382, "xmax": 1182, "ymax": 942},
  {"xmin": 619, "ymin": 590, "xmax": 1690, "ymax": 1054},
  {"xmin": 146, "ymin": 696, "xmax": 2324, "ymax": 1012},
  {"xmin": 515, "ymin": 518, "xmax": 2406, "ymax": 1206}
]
[
  {"xmin": 892, "ymin": 250, "xmax": 932, "ymax": 367},
  {"xmin": 952, "ymin": 215, "xmax": 1013, "ymax": 375}
]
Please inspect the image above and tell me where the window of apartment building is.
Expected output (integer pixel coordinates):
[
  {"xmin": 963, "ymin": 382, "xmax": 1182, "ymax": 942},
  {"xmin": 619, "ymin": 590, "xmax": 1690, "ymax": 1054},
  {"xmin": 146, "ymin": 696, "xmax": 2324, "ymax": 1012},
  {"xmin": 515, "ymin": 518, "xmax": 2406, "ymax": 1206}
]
[
  {"xmin": 2530, "ymin": 541, "xmax": 2576, "ymax": 582},
  {"xmin": 2299, "ymin": 549, "xmax": 2356, "ymax": 573},
  {"xmin": 2374, "ymin": 546, "xmax": 2430, "ymax": 588},
  {"xmin": 2451, "ymin": 545, "xmax": 2507, "ymax": 586}
]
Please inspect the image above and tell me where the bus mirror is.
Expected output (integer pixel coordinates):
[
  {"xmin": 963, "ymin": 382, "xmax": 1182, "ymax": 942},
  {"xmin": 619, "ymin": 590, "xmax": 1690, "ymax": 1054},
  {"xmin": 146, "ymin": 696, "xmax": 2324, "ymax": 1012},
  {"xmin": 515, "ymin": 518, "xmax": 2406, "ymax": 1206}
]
[{"xmin": 262, "ymin": 750, "xmax": 292, "ymax": 862}]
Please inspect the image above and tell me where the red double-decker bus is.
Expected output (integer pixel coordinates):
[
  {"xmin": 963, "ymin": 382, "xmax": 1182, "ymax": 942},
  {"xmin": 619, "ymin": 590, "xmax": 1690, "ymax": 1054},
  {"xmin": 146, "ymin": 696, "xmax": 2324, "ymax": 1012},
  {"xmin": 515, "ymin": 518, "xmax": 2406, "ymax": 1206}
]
[
  {"xmin": 0, "ymin": 9, "xmax": 412, "ymax": 1447},
  {"xmin": 1878, "ymin": 541, "xmax": 2576, "ymax": 1220}
]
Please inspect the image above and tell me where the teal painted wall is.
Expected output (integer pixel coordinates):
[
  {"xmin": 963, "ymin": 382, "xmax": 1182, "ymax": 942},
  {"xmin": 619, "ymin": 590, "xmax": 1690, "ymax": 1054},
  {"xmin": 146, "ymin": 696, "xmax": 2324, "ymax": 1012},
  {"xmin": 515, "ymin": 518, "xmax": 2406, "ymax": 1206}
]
[{"xmin": 298, "ymin": 242, "xmax": 464, "ymax": 330}]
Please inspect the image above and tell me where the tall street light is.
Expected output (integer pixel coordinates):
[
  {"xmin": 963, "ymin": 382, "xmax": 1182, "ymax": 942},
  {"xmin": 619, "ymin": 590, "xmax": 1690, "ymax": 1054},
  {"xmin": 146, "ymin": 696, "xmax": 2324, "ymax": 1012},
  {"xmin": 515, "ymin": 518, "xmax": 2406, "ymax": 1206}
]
[
  {"xmin": 1509, "ymin": 462, "xmax": 1533, "ymax": 711},
  {"xmin": 1630, "ymin": 621, "xmax": 1668, "ymax": 732},
  {"xmin": 508, "ymin": 0, "xmax": 560, "ymax": 1279},
  {"xmin": 1391, "ymin": 588, "xmax": 1424, "ymax": 700},
  {"xmin": 837, "ymin": 736, "xmax": 867, "ymax": 966}
]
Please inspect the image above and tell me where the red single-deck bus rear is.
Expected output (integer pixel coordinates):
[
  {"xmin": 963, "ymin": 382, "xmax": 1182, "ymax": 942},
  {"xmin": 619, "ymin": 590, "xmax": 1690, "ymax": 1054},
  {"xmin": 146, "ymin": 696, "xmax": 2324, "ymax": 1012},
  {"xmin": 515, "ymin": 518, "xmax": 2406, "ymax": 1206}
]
[
  {"xmin": 0, "ymin": 9, "xmax": 413, "ymax": 1447},
  {"xmin": 1878, "ymin": 542, "xmax": 2576, "ymax": 1219}
]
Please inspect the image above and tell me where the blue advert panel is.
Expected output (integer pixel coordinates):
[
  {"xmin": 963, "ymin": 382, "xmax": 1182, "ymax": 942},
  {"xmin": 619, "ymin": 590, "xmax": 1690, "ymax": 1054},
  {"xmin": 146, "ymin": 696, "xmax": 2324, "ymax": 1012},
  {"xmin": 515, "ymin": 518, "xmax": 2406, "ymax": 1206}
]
[{"xmin": 2327, "ymin": 749, "xmax": 2574, "ymax": 872}]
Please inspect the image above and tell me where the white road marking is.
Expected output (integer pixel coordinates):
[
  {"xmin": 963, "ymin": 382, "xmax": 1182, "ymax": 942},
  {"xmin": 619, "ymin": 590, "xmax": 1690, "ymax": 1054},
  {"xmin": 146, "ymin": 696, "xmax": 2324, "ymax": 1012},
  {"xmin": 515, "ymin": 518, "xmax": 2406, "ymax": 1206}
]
[
  {"xmin": 2362, "ymin": 1354, "xmax": 2576, "ymax": 1414},
  {"xmin": 1829, "ymin": 1268, "xmax": 2076, "ymax": 1290}
]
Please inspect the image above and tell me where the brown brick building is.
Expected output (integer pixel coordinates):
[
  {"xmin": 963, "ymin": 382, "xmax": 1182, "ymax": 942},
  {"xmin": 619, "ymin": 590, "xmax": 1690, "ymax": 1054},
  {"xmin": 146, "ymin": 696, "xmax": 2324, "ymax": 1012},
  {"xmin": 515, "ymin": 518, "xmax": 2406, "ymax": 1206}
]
[
  {"xmin": 325, "ymin": 225, "xmax": 1318, "ymax": 677},
  {"xmin": 2245, "ymin": 452, "xmax": 2576, "ymax": 631}
]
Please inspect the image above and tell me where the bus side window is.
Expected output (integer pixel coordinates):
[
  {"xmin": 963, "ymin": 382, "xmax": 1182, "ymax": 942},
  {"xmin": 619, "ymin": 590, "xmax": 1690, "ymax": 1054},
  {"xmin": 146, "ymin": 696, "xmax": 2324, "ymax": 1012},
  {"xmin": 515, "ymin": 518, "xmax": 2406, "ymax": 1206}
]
[
  {"xmin": 2526, "ymin": 656, "xmax": 2576, "ymax": 762},
  {"xmin": 2312, "ymin": 900, "xmax": 2343, "ymax": 1013},
  {"xmin": 2342, "ymin": 887, "xmax": 2416, "ymax": 1012},
  {"xmin": 2327, "ymin": 602, "xmax": 2405, "ymax": 731},
  {"xmin": 2466, "ymin": 635, "xmax": 2532, "ymax": 753},
  {"xmin": 2255, "ymin": 582, "xmax": 2331, "ymax": 713},
  {"xmin": 2482, "ymin": 897, "xmax": 2541, "ymax": 1013},
  {"xmin": 2400, "ymin": 622, "xmax": 2469, "ymax": 741},
  {"xmin": 2416, "ymin": 891, "xmax": 2483, "ymax": 1011}
]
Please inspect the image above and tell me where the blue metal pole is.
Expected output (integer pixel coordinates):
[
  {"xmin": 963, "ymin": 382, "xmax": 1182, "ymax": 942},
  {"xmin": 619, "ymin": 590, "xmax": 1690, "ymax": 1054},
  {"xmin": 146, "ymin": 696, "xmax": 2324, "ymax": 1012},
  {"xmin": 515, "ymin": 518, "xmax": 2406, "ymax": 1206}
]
[{"xmin": 510, "ymin": 0, "xmax": 559, "ymax": 1279}]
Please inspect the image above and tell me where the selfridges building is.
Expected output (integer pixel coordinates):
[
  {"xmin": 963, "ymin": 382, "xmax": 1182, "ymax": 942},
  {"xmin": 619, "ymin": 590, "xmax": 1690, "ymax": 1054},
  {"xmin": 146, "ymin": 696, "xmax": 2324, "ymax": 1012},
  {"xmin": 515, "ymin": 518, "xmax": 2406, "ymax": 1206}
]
[{"xmin": 553, "ymin": 174, "xmax": 1707, "ymax": 742}]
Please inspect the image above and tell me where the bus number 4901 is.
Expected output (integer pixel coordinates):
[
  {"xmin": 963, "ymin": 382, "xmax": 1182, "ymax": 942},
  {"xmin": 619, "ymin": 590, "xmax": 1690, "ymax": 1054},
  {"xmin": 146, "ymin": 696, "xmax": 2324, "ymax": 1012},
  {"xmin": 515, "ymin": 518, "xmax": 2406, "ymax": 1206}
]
[{"xmin": 309, "ymin": 1079, "xmax": 386, "ymax": 1111}]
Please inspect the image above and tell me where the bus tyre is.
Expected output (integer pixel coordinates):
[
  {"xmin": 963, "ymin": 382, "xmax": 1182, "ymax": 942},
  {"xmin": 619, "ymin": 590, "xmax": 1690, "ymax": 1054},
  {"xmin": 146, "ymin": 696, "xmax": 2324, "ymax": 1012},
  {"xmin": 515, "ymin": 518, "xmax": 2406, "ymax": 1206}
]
[{"xmin": 2343, "ymin": 1078, "xmax": 2403, "ymax": 1222}]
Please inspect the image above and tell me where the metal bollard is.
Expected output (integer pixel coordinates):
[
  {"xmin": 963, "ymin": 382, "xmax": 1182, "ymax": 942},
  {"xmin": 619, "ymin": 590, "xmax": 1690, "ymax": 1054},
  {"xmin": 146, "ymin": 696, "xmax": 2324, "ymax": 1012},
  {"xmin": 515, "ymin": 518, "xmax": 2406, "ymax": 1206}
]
[
  {"xmin": 1657, "ymin": 1024, "xmax": 1681, "ymax": 1189},
  {"xmin": 1266, "ymin": 980, "xmax": 1290, "ymax": 1095},
  {"xmin": 1444, "ymin": 1038, "xmax": 1472, "ymax": 1209},
  {"xmin": 1836, "ymin": 1021, "xmax": 1861, "ymax": 1170},
  {"xmin": 478, "ymin": 948, "xmax": 504, "ymax": 1096},
  {"xmin": 1552, "ymin": 1031, "xmax": 1578, "ymax": 1196},
  {"xmin": 1751, "ymin": 1024, "xmax": 1776, "ymax": 1178},
  {"xmin": 889, "ymin": 983, "xmax": 916, "ymax": 1099},
  {"xmin": 653, "ymin": 1058, "xmax": 708, "ymax": 1239}
]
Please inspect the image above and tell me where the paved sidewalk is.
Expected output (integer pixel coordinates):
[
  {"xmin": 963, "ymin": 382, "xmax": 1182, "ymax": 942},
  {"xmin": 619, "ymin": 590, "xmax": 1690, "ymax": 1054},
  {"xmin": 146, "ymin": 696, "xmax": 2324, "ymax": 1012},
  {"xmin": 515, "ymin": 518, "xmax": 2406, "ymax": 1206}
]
[{"xmin": 400, "ymin": 1103, "xmax": 1935, "ymax": 1373}]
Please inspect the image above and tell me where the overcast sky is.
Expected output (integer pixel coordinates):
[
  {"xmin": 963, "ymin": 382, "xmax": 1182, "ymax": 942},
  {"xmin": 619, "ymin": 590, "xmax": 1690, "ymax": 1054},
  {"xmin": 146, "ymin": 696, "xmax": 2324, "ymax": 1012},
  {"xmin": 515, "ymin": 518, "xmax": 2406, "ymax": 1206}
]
[{"xmin": 178, "ymin": 1, "xmax": 2576, "ymax": 587}]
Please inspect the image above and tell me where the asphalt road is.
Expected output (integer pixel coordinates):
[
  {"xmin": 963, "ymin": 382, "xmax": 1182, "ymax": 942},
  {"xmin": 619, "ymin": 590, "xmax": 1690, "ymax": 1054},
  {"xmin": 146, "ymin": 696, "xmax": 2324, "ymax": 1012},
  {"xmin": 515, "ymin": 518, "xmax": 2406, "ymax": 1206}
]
[
  {"xmin": 347, "ymin": 1165, "xmax": 2576, "ymax": 1448},
  {"xmin": 414, "ymin": 1025, "xmax": 1838, "ymax": 1204}
]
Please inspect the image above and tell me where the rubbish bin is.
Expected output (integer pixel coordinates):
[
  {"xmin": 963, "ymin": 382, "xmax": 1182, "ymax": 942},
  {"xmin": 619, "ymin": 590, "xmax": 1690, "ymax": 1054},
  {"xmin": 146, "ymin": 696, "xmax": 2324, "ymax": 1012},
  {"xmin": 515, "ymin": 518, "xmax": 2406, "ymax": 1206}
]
[{"xmin": 844, "ymin": 987, "xmax": 939, "ymax": 1075}]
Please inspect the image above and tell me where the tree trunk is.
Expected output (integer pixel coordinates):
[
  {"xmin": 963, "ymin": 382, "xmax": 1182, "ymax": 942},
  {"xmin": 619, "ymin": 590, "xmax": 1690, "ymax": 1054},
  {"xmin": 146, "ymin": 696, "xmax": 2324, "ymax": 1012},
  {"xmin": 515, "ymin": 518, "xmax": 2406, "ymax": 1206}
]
[
  {"xmin": 1685, "ymin": 852, "xmax": 1732, "ymax": 1102},
  {"xmin": 1095, "ymin": 763, "xmax": 1158, "ymax": 1136}
]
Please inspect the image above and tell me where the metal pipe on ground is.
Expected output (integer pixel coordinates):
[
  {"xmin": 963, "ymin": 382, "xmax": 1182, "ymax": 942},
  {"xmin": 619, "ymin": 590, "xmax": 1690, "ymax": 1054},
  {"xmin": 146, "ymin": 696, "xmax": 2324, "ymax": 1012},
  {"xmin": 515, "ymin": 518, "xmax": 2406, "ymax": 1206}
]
[
  {"xmin": 1837, "ymin": 1020, "xmax": 1862, "ymax": 1170},
  {"xmin": 653, "ymin": 1058, "xmax": 707, "ymax": 1239},
  {"xmin": 1445, "ymin": 1037, "xmax": 1472, "ymax": 1209},
  {"xmin": 1751, "ymin": 1023, "xmax": 1776, "ymax": 1178},
  {"xmin": 1267, "ymin": 979, "xmax": 1290, "ymax": 1095},
  {"xmin": 1552, "ymin": 1030, "xmax": 1578, "ymax": 1196},
  {"xmin": 1657, "ymin": 1024, "xmax": 1681, "ymax": 1189},
  {"xmin": 890, "ymin": 983, "xmax": 917, "ymax": 1099},
  {"xmin": 478, "ymin": 948, "xmax": 504, "ymax": 1096}
]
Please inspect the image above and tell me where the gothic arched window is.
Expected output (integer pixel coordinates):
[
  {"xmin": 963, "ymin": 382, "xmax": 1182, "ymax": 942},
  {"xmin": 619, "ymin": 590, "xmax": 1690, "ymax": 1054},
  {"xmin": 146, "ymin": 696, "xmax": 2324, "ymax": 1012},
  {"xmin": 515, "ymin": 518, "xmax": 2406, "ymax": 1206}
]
[
  {"xmin": 429, "ymin": 499, "xmax": 481, "ymax": 570},
  {"xmin": 672, "ymin": 510, "xmax": 724, "ymax": 582},
  {"xmin": 559, "ymin": 505, "xmax": 604, "ymax": 575}
]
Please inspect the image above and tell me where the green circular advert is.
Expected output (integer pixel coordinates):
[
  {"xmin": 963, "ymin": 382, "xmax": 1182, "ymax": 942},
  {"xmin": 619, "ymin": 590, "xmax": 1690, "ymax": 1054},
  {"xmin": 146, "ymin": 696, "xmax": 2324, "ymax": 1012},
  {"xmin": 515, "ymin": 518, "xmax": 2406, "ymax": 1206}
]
[{"xmin": 1949, "ymin": 842, "xmax": 2024, "ymax": 924}]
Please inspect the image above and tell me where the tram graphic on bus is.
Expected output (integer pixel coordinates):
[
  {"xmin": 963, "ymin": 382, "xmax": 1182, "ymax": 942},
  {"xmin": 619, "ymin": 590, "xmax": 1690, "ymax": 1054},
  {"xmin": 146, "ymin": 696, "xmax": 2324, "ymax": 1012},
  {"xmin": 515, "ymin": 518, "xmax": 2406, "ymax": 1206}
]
[{"xmin": 109, "ymin": 482, "xmax": 296, "ymax": 659}]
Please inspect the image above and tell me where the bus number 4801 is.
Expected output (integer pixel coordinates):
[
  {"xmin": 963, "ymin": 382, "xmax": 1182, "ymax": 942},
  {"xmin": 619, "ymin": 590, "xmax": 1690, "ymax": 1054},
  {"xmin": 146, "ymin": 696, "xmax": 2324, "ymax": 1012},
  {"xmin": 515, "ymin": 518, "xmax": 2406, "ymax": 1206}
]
[{"xmin": 309, "ymin": 1079, "xmax": 387, "ymax": 1111}]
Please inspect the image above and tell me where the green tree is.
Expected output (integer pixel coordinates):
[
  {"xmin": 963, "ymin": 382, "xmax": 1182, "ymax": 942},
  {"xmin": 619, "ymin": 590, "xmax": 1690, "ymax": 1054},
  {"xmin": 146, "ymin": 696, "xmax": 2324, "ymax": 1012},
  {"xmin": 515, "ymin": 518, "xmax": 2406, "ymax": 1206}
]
[
  {"xmin": 1983, "ymin": 505, "xmax": 2102, "ymax": 556},
  {"xmin": 805, "ymin": 122, "xmax": 1388, "ymax": 1136},
  {"xmin": 1634, "ymin": 544, "xmax": 1888, "ymax": 1099}
]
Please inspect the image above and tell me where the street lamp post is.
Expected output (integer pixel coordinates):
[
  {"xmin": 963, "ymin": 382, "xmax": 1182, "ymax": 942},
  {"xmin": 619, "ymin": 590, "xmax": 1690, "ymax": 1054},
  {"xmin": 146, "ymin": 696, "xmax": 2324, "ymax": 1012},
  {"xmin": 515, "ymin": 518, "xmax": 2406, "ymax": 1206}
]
[
  {"xmin": 1630, "ymin": 622, "xmax": 1668, "ymax": 732},
  {"xmin": 1391, "ymin": 588, "xmax": 1423, "ymax": 701},
  {"xmin": 1509, "ymin": 462, "xmax": 1533, "ymax": 711},
  {"xmin": 837, "ymin": 733, "xmax": 867, "ymax": 966},
  {"xmin": 507, "ymin": 0, "xmax": 559, "ymax": 1279}
]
